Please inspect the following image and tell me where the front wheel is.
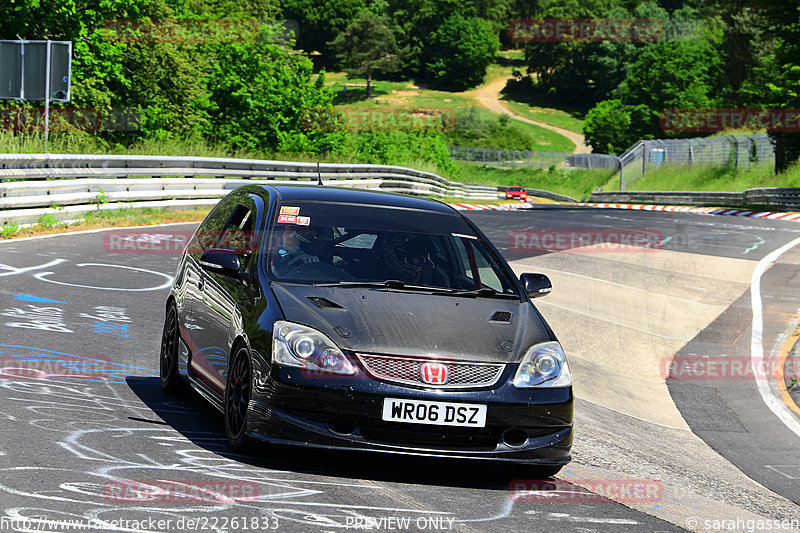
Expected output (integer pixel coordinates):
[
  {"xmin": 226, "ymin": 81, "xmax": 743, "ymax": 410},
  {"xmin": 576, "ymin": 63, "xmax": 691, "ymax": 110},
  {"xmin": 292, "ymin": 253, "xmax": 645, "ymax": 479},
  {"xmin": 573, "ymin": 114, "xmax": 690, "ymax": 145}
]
[
  {"xmin": 224, "ymin": 346, "xmax": 255, "ymax": 453},
  {"xmin": 160, "ymin": 303, "xmax": 184, "ymax": 394}
]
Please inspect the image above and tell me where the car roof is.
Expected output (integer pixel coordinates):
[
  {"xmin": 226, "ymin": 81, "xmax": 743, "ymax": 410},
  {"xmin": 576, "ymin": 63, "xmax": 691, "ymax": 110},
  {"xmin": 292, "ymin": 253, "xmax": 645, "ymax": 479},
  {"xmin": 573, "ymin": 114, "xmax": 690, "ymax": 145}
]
[{"xmin": 265, "ymin": 185, "xmax": 459, "ymax": 215}]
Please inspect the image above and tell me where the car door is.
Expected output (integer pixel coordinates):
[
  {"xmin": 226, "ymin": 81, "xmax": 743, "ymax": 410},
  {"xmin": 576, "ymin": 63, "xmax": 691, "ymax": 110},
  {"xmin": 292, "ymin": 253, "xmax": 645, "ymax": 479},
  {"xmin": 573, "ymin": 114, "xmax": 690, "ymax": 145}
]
[
  {"xmin": 183, "ymin": 191, "xmax": 243, "ymax": 393},
  {"xmin": 192, "ymin": 192, "xmax": 265, "ymax": 393}
]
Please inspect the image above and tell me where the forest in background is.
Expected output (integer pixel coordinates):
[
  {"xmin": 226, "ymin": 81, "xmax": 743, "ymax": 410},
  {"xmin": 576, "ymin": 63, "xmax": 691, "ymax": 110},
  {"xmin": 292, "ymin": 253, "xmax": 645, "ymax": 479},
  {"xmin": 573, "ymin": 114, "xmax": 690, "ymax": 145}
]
[{"xmin": 1, "ymin": 0, "xmax": 798, "ymax": 173}]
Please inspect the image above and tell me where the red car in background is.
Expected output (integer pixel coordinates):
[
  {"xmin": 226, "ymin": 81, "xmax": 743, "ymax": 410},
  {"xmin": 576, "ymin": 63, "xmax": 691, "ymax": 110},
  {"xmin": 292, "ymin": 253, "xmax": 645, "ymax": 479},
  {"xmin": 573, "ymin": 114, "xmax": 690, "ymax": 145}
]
[{"xmin": 505, "ymin": 186, "xmax": 527, "ymax": 200}]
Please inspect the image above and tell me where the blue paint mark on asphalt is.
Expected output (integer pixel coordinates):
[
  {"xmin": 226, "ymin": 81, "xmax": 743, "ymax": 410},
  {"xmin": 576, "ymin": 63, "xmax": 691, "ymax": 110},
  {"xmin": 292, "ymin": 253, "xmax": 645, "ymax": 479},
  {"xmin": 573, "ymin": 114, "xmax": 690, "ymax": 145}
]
[
  {"xmin": 93, "ymin": 321, "xmax": 130, "ymax": 337},
  {"xmin": 14, "ymin": 294, "xmax": 68, "ymax": 305}
]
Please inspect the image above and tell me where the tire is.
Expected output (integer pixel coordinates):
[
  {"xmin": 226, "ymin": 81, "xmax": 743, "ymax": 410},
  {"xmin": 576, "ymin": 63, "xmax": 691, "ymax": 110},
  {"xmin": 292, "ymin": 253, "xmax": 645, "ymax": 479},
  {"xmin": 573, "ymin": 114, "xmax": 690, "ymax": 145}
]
[
  {"xmin": 224, "ymin": 345, "xmax": 255, "ymax": 453},
  {"xmin": 159, "ymin": 303, "xmax": 184, "ymax": 394}
]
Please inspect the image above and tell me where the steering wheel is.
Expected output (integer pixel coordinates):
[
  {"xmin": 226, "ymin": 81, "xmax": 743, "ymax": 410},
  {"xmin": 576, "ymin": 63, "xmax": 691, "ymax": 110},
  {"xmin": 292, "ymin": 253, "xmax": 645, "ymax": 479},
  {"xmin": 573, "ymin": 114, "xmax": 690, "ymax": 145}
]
[{"xmin": 272, "ymin": 245, "xmax": 298, "ymax": 274}]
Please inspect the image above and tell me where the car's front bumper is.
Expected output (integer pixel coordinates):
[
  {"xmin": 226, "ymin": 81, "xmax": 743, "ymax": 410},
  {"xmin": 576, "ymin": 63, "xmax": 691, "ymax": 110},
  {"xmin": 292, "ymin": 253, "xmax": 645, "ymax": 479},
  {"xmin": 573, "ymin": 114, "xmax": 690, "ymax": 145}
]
[{"xmin": 247, "ymin": 363, "xmax": 573, "ymax": 465}]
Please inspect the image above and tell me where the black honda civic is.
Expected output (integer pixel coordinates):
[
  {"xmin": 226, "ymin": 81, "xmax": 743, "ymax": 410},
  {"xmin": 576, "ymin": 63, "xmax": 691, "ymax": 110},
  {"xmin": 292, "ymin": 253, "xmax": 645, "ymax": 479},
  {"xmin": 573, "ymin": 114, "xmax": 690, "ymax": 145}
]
[{"xmin": 159, "ymin": 184, "xmax": 572, "ymax": 474}]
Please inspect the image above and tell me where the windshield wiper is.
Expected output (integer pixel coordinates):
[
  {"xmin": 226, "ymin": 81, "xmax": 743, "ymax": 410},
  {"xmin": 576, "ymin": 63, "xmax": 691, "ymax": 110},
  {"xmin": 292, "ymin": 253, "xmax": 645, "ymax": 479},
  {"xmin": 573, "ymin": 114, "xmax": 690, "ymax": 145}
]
[
  {"xmin": 441, "ymin": 287, "xmax": 520, "ymax": 299},
  {"xmin": 314, "ymin": 280, "xmax": 456, "ymax": 293}
]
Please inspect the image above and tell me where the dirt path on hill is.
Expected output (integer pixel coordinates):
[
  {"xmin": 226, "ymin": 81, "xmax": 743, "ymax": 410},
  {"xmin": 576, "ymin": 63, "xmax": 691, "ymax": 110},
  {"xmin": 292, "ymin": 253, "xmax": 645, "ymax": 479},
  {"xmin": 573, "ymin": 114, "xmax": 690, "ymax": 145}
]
[{"xmin": 467, "ymin": 77, "xmax": 592, "ymax": 154}]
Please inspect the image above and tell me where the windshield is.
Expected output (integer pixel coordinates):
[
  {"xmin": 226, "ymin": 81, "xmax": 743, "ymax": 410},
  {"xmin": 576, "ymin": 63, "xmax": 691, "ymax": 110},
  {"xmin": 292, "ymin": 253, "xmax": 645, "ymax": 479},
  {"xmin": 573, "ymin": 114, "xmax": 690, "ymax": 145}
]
[{"xmin": 265, "ymin": 201, "xmax": 518, "ymax": 295}]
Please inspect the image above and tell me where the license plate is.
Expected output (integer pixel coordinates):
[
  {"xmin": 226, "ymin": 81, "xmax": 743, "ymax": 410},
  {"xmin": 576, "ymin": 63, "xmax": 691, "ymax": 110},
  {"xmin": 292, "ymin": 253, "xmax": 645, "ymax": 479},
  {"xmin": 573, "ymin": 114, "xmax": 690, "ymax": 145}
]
[{"xmin": 381, "ymin": 398, "xmax": 487, "ymax": 428}]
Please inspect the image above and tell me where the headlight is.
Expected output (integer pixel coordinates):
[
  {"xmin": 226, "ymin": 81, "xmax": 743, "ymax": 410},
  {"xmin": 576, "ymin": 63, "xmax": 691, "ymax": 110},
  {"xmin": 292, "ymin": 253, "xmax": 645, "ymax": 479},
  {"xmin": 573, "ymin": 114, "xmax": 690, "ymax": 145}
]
[
  {"xmin": 272, "ymin": 320, "xmax": 356, "ymax": 375},
  {"xmin": 513, "ymin": 341, "xmax": 571, "ymax": 388}
]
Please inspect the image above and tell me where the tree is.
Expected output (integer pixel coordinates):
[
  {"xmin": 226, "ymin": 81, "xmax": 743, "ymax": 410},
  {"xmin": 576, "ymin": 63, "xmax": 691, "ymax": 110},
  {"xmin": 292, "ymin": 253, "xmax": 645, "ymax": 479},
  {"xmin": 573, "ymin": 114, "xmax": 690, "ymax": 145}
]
[
  {"xmin": 613, "ymin": 37, "xmax": 722, "ymax": 140},
  {"xmin": 749, "ymin": 0, "xmax": 800, "ymax": 172},
  {"xmin": 385, "ymin": 0, "xmax": 510, "ymax": 77},
  {"xmin": 203, "ymin": 37, "xmax": 342, "ymax": 153},
  {"xmin": 583, "ymin": 99, "xmax": 635, "ymax": 154},
  {"xmin": 424, "ymin": 14, "xmax": 499, "ymax": 91},
  {"xmin": 282, "ymin": 0, "xmax": 366, "ymax": 54},
  {"xmin": 328, "ymin": 10, "xmax": 400, "ymax": 98},
  {"xmin": 519, "ymin": 2, "xmax": 676, "ymax": 108}
]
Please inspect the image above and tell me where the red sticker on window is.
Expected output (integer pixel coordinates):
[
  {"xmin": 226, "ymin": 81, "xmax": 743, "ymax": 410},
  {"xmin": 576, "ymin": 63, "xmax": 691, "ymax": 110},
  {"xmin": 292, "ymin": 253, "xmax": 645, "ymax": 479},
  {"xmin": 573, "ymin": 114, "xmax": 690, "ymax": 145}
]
[
  {"xmin": 277, "ymin": 214, "xmax": 297, "ymax": 224},
  {"xmin": 280, "ymin": 206, "xmax": 300, "ymax": 216},
  {"xmin": 297, "ymin": 216, "xmax": 311, "ymax": 226}
]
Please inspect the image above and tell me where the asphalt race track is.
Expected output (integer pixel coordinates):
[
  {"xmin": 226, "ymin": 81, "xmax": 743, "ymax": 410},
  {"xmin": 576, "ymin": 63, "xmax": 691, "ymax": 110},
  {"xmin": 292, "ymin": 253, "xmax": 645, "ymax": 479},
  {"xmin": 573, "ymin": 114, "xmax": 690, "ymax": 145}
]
[{"xmin": 0, "ymin": 206, "xmax": 798, "ymax": 532}]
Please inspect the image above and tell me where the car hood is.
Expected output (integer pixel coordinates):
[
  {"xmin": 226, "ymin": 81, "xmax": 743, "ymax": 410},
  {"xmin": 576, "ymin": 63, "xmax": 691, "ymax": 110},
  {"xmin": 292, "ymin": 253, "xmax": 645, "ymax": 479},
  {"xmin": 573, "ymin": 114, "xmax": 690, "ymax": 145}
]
[{"xmin": 270, "ymin": 283, "xmax": 554, "ymax": 363}]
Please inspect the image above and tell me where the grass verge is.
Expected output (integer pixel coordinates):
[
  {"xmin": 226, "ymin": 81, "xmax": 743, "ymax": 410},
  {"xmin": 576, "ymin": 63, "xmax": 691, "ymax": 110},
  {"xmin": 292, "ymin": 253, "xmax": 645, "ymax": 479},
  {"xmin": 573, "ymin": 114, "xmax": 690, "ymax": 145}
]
[
  {"xmin": 606, "ymin": 162, "xmax": 800, "ymax": 192},
  {"xmin": 455, "ymin": 161, "xmax": 615, "ymax": 201},
  {"xmin": 1, "ymin": 206, "xmax": 211, "ymax": 240},
  {"xmin": 500, "ymin": 99, "xmax": 585, "ymax": 134}
]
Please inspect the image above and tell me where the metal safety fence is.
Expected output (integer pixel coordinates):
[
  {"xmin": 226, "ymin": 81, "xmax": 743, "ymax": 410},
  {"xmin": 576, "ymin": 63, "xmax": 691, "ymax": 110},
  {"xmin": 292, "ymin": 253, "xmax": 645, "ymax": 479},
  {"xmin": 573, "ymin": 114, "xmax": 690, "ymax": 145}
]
[
  {"xmin": 0, "ymin": 154, "xmax": 500, "ymax": 225},
  {"xmin": 617, "ymin": 134, "xmax": 774, "ymax": 188},
  {"xmin": 447, "ymin": 145, "xmax": 618, "ymax": 171},
  {"xmin": 449, "ymin": 133, "xmax": 776, "ymax": 191}
]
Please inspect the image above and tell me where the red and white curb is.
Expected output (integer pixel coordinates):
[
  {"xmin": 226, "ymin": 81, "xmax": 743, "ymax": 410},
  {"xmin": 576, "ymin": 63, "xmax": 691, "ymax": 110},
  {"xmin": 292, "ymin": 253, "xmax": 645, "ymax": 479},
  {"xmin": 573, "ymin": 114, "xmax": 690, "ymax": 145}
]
[
  {"xmin": 450, "ymin": 203, "xmax": 533, "ymax": 211},
  {"xmin": 576, "ymin": 203, "xmax": 800, "ymax": 222}
]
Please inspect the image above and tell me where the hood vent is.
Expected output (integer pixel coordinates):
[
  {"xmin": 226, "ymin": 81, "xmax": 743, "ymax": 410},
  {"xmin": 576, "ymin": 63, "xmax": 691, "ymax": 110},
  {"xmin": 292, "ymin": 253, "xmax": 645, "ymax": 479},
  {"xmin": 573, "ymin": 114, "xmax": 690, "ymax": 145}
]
[
  {"xmin": 306, "ymin": 296, "xmax": 346, "ymax": 310},
  {"xmin": 490, "ymin": 311, "xmax": 512, "ymax": 323}
]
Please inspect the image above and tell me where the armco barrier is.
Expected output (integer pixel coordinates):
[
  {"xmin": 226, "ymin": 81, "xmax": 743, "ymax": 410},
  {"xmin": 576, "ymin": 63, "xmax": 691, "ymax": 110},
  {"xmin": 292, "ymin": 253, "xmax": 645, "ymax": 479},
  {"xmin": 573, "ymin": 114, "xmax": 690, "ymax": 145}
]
[
  {"xmin": 591, "ymin": 188, "xmax": 800, "ymax": 211},
  {"xmin": 0, "ymin": 154, "xmax": 498, "ymax": 225}
]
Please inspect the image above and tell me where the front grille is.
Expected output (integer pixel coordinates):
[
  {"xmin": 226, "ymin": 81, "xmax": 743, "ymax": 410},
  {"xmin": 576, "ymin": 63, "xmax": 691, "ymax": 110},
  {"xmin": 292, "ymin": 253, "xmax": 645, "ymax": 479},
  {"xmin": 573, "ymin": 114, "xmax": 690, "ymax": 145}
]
[{"xmin": 356, "ymin": 354, "xmax": 504, "ymax": 389}]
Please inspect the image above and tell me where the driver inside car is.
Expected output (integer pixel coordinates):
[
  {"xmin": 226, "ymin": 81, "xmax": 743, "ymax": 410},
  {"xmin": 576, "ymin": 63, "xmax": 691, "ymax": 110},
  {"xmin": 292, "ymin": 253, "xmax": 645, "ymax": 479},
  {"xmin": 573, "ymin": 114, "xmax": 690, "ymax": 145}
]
[
  {"xmin": 274, "ymin": 226, "xmax": 319, "ymax": 272},
  {"xmin": 382, "ymin": 234, "xmax": 450, "ymax": 287}
]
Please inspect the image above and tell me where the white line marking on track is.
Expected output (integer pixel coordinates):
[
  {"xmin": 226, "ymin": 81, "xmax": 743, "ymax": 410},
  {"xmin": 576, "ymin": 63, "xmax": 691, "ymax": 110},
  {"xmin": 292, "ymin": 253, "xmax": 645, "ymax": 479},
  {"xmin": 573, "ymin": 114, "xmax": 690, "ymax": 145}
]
[
  {"xmin": 0, "ymin": 221, "xmax": 199, "ymax": 244},
  {"xmin": 537, "ymin": 300, "xmax": 687, "ymax": 341},
  {"xmin": 765, "ymin": 465, "xmax": 800, "ymax": 479},
  {"xmin": 576, "ymin": 398, "xmax": 690, "ymax": 431},
  {"xmin": 34, "ymin": 263, "xmax": 173, "ymax": 292},
  {"xmin": 0, "ymin": 258, "xmax": 66, "ymax": 277},
  {"xmin": 750, "ymin": 237, "xmax": 800, "ymax": 439}
]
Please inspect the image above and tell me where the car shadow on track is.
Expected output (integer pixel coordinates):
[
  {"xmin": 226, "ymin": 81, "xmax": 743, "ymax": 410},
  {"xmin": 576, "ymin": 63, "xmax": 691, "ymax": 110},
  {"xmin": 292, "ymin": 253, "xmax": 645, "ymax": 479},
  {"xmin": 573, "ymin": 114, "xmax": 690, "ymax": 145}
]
[{"xmin": 126, "ymin": 376, "xmax": 571, "ymax": 494}]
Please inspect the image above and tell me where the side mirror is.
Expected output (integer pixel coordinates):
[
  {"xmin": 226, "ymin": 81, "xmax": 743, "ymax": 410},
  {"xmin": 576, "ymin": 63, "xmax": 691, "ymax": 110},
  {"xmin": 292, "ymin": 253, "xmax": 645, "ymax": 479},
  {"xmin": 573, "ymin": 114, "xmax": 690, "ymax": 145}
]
[
  {"xmin": 520, "ymin": 273, "xmax": 552, "ymax": 299},
  {"xmin": 200, "ymin": 248, "xmax": 243, "ymax": 278}
]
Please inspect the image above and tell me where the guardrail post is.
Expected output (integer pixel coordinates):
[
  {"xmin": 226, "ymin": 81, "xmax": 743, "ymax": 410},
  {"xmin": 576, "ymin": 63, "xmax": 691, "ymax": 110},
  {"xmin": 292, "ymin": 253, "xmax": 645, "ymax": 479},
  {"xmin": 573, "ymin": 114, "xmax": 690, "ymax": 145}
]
[{"xmin": 641, "ymin": 143, "xmax": 646, "ymax": 176}]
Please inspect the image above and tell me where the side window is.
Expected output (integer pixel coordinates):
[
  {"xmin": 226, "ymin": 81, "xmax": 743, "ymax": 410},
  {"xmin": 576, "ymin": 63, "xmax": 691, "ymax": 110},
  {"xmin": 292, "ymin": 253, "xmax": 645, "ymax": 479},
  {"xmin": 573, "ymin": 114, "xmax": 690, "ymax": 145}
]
[
  {"xmin": 218, "ymin": 193, "xmax": 264, "ymax": 270},
  {"xmin": 218, "ymin": 205, "xmax": 254, "ymax": 255},
  {"xmin": 191, "ymin": 193, "xmax": 241, "ymax": 257},
  {"xmin": 473, "ymin": 245, "xmax": 503, "ymax": 292},
  {"xmin": 452, "ymin": 238, "xmax": 504, "ymax": 291}
]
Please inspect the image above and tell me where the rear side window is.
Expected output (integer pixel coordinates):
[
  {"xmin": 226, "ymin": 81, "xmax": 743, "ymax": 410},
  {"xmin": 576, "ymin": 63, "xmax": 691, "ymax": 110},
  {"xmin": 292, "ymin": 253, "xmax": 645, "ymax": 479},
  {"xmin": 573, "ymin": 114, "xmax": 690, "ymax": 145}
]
[
  {"xmin": 189, "ymin": 190, "xmax": 266, "ymax": 260},
  {"xmin": 190, "ymin": 193, "xmax": 241, "ymax": 257},
  {"xmin": 218, "ymin": 205, "xmax": 254, "ymax": 255}
]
